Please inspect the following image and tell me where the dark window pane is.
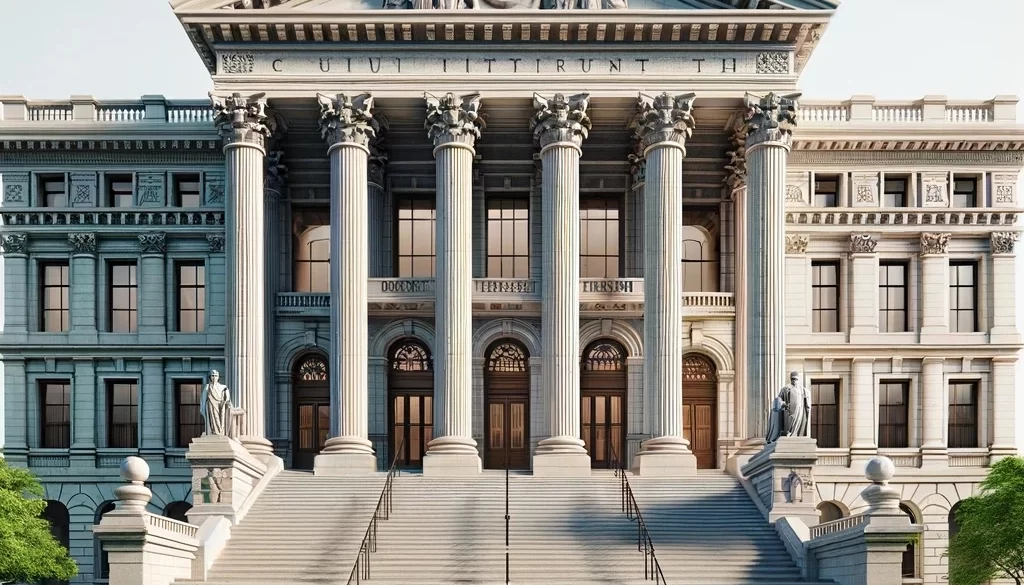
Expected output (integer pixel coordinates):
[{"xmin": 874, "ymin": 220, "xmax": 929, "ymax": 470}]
[
  {"xmin": 40, "ymin": 381, "xmax": 71, "ymax": 448},
  {"xmin": 108, "ymin": 382, "xmax": 138, "ymax": 448},
  {"xmin": 40, "ymin": 263, "xmax": 70, "ymax": 333},
  {"xmin": 580, "ymin": 197, "xmax": 622, "ymax": 278},
  {"xmin": 175, "ymin": 175, "xmax": 201, "ymax": 207},
  {"xmin": 177, "ymin": 263, "xmax": 206, "ymax": 333},
  {"xmin": 949, "ymin": 262, "xmax": 978, "ymax": 333},
  {"xmin": 811, "ymin": 261, "xmax": 840, "ymax": 333},
  {"xmin": 878, "ymin": 382, "xmax": 909, "ymax": 448},
  {"xmin": 879, "ymin": 263, "xmax": 908, "ymax": 332},
  {"xmin": 810, "ymin": 381, "xmax": 839, "ymax": 448},
  {"xmin": 814, "ymin": 177, "xmax": 839, "ymax": 208}
]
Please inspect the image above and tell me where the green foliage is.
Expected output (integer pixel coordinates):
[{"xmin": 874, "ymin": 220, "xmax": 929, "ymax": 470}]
[
  {"xmin": 0, "ymin": 459, "xmax": 78, "ymax": 583},
  {"xmin": 948, "ymin": 456, "xmax": 1024, "ymax": 585}
]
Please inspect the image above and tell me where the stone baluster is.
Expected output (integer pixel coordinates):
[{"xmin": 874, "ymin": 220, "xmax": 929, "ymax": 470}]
[
  {"xmin": 313, "ymin": 93, "xmax": 378, "ymax": 475},
  {"xmin": 422, "ymin": 92, "xmax": 485, "ymax": 476},
  {"xmin": 211, "ymin": 92, "xmax": 275, "ymax": 461},
  {"xmin": 743, "ymin": 93, "xmax": 799, "ymax": 440},
  {"xmin": 630, "ymin": 92, "xmax": 698, "ymax": 476},
  {"xmin": 531, "ymin": 92, "xmax": 592, "ymax": 476}
]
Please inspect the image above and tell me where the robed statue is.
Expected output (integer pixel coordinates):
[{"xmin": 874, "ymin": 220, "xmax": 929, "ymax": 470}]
[
  {"xmin": 200, "ymin": 370, "xmax": 234, "ymax": 438},
  {"xmin": 765, "ymin": 371, "xmax": 812, "ymax": 443}
]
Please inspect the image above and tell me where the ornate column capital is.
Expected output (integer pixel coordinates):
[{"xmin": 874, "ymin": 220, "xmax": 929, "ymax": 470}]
[
  {"xmin": 920, "ymin": 232, "xmax": 951, "ymax": 256},
  {"xmin": 743, "ymin": 92, "xmax": 800, "ymax": 149},
  {"xmin": 990, "ymin": 231, "xmax": 1019, "ymax": 255},
  {"xmin": 138, "ymin": 233, "xmax": 166, "ymax": 255},
  {"xmin": 207, "ymin": 234, "xmax": 226, "ymax": 254},
  {"xmin": 316, "ymin": 93, "xmax": 378, "ymax": 150},
  {"xmin": 849, "ymin": 233, "xmax": 878, "ymax": 254},
  {"xmin": 531, "ymin": 92, "xmax": 591, "ymax": 151},
  {"xmin": 68, "ymin": 233, "xmax": 97, "ymax": 256},
  {"xmin": 631, "ymin": 92, "xmax": 696, "ymax": 154},
  {"xmin": 724, "ymin": 117, "xmax": 747, "ymax": 192},
  {"xmin": 785, "ymin": 234, "xmax": 809, "ymax": 254},
  {"xmin": 1, "ymin": 233, "xmax": 28, "ymax": 255},
  {"xmin": 210, "ymin": 92, "xmax": 273, "ymax": 149},
  {"xmin": 424, "ymin": 92, "xmax": 484, "ymax": 150},
  {"xmin": 265, "ymin": 150, "xmax": 288, "ymax": 195}
]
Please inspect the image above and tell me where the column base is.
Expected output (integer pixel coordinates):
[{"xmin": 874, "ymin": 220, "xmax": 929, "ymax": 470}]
[
  {"xmin": 422, "ymin": 452, "xmax": 482, "ymax": 477},
  {"xmin": 240, "ymin": 435, "xmax": 276, "ymax": 464},
  {"xmin": 313, "ymin": 436, "xmax": 377, "ymax": 476},
  {"xmin": 631, "ymin": 436, "xmax": 697, "ymax": 477},
  {"xmin": 532, "ymin": 452, "xmax": 592, "ymax": 477}
]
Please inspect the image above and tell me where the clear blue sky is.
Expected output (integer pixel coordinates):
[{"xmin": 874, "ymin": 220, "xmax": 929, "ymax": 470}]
[{"xmin": 0, "ymin": 0, "xmax": 1021, "ymax": 107}]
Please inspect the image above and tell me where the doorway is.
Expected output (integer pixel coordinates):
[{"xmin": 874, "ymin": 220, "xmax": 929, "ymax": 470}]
[
  {"xmin": 581, "ymin": 340, "xmax": 628, "ymax": 469},
  {"xmin": 484, "ymin": 340, "xmax": 531, "ymax": 470},
  {"xmin": 292, "ymin": 354, "xmax": 329, "ymax": 470},
  {"xmin": 682, "ymin": 354, "xmax": 718, "ymax": 469},
  {"xmin": 388, "ymin": 339, "xmax": 434, "ymax": 469}
]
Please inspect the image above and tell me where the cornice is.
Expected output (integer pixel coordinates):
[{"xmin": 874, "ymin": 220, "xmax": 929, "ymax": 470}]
[
  {"xmin": 0, "ymin": 125, "xmax": 219, "ymax": 143},
  {"xmin": 792, "ymin": 125, "xmax": 1024, "ymax": 152},
  {"xmin": 789, "ymin": 150, "xmax": 1024, "ymax": 166}
]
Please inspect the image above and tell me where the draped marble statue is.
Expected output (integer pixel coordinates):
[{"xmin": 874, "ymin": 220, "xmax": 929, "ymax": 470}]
[
  {"xmin": 765, "ymin": 371, "xmax": 811, "ymax": 443},
  {"xmin": 200, "ymin": 370, "xmax": 235, "ymax": 438}
]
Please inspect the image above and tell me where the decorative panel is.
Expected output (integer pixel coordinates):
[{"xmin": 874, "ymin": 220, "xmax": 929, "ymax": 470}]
[
  {"xmin": 69, "ymin": 172, "xmax": 98, "ymax": 207},
  {"xmin": 850, "ymin": 172, "xmax": 879, "ymax": 208},
  {"xmin": 920, "ymin": 172, "xmax": 949, "ymax": 208},
  {"xmin": 785, "ymin": 171, "xmax": 809, "ymax": 206},
  {"xmin": 992, "ymin": 173, "xmax": 1019, "ymax": 208},
  {"xmin": 2, "ymin": 172, "xmax": 30, "ymax": 208},
  {"xmin": 204, "ymin": 171, "xmax": 225, "ymax": 206},
  {"xmin": 136, "ymin": 172, "xmax": 166, "ymax": 207}
]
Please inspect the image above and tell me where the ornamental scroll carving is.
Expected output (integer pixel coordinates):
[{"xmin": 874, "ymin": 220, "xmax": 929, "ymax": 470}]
[
  {"xmin": 316, "ymin": 93, "xmax": 378, "ymax": 148},
  {"xmin": 424, "ymin": 92, "xmax": 485, "ymax": 148},
  {"xmin": 68, "ymin": 233, "xmax": 97, "ymax": 255},
  {"xmin": 628, "ymin": 141, "xmax": 646, "ymax": 186},
  {"xmin": 631, "ymin": 92, "xmax": 696, "ymax": 153},
  {"xmin": 849, "ymin": 234, "xmax": 877, "ymax": 254},
  {"xmin": 920, "ymin": 232, "xmax": 951, "ymax": 255},
  {"xmin": 743, "ymin": 92, "xmax": 800, "ymax": 148},
  {"xmin": 785, "ymin": 235, "xmax": 809, "ymax": 254},
  {"xmin": 368, "ymin": 115, "xmax": 390, "ymax": 187},
  {"xmin": 138, "ymin": 233, "xmax": 166, "ymax": 255},
  {"xmin": 531, "ymin": 93, "xmax": 592, "ymax": 149},
  {"xmin": 990, "ymin": 232, "xmax": 1018, "ymax": 255},
  {"xmin": 211, "ymin": 92, "xmax": 272, "ymax": 148},
  {"xmin": 1, "ymin": 233, "xmax": 27, "ymax": 254}
]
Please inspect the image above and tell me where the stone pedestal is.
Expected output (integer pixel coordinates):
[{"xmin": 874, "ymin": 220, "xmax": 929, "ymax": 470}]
[
  {"xmin": 741, "ymin": 436, "xmax": 819, "ymax": 527},
  {"xmin": 186, "ymin": 435, "xmax": 279, "ymax": 526}
]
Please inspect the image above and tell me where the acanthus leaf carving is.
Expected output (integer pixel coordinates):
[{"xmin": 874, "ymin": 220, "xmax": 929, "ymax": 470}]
[
  {"xmin": 724, "ymin": 117, "xmax": 747, "ymax": 191},
  {"xmin": 849, "ymin": 233, "xmax": 877, "ymax": 254},
  {"xmin": 785, "ymin": 234, "xmax": 809, "ymax": 254},
  {"xmin": 0, "ymin": 233, "xmax": 28, "ymax": 254},
  {"xmin": 210, "ymin": 92, "xmax": 272, "ymax": 148},
  {"xmin": 990, "ymin": 231, "xmax": 1018, "ymax": 255},
  {"xmin": 207, "ymin": 233, "xmax": 226, "ymax": 253},
  {"xmin": 424, "ymin": 92, "xmax": 485, "ymax": 148},
  {"xmin": 265, "ymin": 150, "xmax": 288, "ymax": 192},
  {"xmin": 531, "ymin": 93, "xmax": 591, "ymax": 150},
  {"xmin": 68, "ymin": 232, "xmax": 97, "ymax": 255},
  {"xmin": 138, "ymin": 232, "xmax": 166, "ymax": 255},
  {"xmin": 744, "ymin": 92, "xmax": 800, "ymax": 148},
  {"xmin": 920, "ymin": 232, "xmax": 951, "ymax": 255},
  {"xmin": 631, "ymin": 92, "xmax": 696, "ymax": 153},
  {"xmin": 316, "ymin": 93, "xmax": 378, "ymax": 148}
]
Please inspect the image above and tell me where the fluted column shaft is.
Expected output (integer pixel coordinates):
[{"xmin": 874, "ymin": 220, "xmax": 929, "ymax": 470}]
[{"xmin": 367, "ymin": 180, "xmax": 386, "ymax": 277}]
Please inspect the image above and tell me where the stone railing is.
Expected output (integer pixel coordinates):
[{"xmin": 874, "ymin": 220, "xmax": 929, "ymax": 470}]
[
  {"xmin": 1, "ymin": 209, "xmax": 225, "ymax": 228},
  {"xmin": 27, "ymin": 103, "xmax": 73, "ymax": 121},
  {"xmin": 814, "ymin": 449, "xmax": 850, "ymax": 467},
  {"xmin": 683, "ymin": 292, "xmax": 735, "ymax": 311},
  {"xmin": 277, "ymin": 292, "xmax": 331, "ymax": 309},
  {"xmin": 145, "ymin": 514, "xmax": 200, "ymax": 539},
  {"xmin": 1, "ymin": 95, "xmax": 214, "ymax": 125},
  {"xmin": 808, "ymin": 514, "xmax": 867, "ymax": 539},
  {"xmin": 786, "ymin": 209, "xmax": 1019, "ymax": 228},
  {"xmin": 797, "ymin": 96, "xmax": 1015, "ymax": 124},
  {"xmin": 96, "ymin": 103, "xmax": 148, "ymax": 122}
]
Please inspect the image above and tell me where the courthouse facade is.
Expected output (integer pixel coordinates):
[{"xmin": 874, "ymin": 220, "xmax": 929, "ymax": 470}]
[{"xmin": 1, "ymin": 0, "xmax": 1022, "ymax": 582}]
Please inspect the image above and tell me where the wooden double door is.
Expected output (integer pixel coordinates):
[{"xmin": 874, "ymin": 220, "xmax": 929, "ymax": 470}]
[
  {"xmin": 581, "ymin": 391, "xmax": 626, "ymax": 469},
  {"xmin": 484, "ymin": 341, "xmax": 531, "ymax": 470},
  {"xmin": 292, "ymin": 355, "xmax": 330, "ymax": 470},
  {"xmin": 682, "ymin": 354, "xmax": 718, "ymax": 470}
]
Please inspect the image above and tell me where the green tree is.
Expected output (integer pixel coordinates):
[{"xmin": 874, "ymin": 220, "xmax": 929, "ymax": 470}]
[
  {"xmin": 948, "ymin": 456, "xmax": 1024, "ymax": 585},
  {"xmin": 0, "ymin": 459, "xmax": 78, "ymax": 583}
]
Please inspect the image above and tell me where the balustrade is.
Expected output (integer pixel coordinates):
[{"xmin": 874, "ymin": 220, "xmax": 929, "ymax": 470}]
[{"xmin": 808, "ymin": 514, "xmax": 867, "ymax": 539}]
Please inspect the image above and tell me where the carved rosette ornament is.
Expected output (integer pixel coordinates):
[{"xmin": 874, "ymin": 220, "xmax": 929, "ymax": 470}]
[
  {"xmin": 0, "ymin": 233, "xmax": 28, "ymax": 255},
  {"xmin": 785, "ymin": 234, "xmax": 809, "ymax": 254},
  {"xmin": 631, "ymin": 92, "xmax": 696, "ymax": 154},
  {"xmin": 849, "ymin": 234, "xmax": 877, "ymax": 254},
  {"xmin": 138, "ymin": 233, "xmax": 166, "ymax": 255},
  {"xmin": 920, "ymin": 232, "xmax": 951, "ymax": 256},
  {"xmin": 264, "ymin": 150, "xmax": 288, "ymax": 193},
  {"xmin": 207, "ymin": 234, "xmax": 226, "ymax": 253},
  {"xmin": 210, "ymin": 92, "xmax": 273, "ymax": 149},
  {"xmin": 368, "ymin": 114, "xmax": 390, "ymax": 188},
  {"xmin": 316, "ymin": 93, "xmax": 378, "ymax": 149},
  {"xmin": 743, "ymin": 92, "xmax": 800, "ymax": 149},
  {"xmin": 990, "ymin": 231, "xmax": 1019, "ymax": 255},
  {"xmin": 424, "ymin": 92, "xmax": 485, "ymax": 149},
  {"xmin": 530, "ymin": 93, "xmax": 592, "ymax": 150},
  {"xmin": 724, "ymin": 118, "xmax": 747, "ymax": 192},
  {"xmin": 68, "ymin": 233, "xmax": 97, "ymax": 255}
]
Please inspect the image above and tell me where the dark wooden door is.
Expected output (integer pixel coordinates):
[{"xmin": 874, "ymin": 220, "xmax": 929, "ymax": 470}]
[
  {"xmin": 391, "ymin": 392, "xmax": 433, "ymax": 468},
  {"xmin": 292, "ymin": 355, "xmax": 330, "ymax": 470},
  {"xmin": 484, "ymin": 340, "xmax": 531, "ymax": 470},
  {"xmin": 682, "ymin": 355, "xmax": 718, "ymax": 470},
  {"xmin": 581, "ymin": 392, "xmax": 626, "ymax": 469}
]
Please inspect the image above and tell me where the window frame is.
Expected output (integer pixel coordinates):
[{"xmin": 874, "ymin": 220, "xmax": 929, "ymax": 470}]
[
  {"xmin": 952, "ymin": 177, "xmax": 977, "ymax": 208},
  {"xmin": 175, "ymin": 380, "xmax": 204, "ymax": 448},
  {"xmin": 809, "ymin": 380, "xmax": 840, "ymax": 449},
  {"xmin": 105, "ymin": 174, "xmax": 134, "ymax": 208},
  {"xmin": 106, "ymin": 380, "xmax": 138, "ymax": 449},
  {"xmin": 39, "ymin": 261, "xmax": 70, "ymax": 333},
  {"xmin": 813, "ymin": 174, "xmax": 840, "ymax": 208},
  {"xmin": 108, "ymin": 262, "xmax": 138, "ymax": 333},
  {"xmin": 579, "ymin": 195, "xmax": 624, "ymax": 279},
  {"xmin": 39, "ymin": 174, "xmax": 68, "ymax": 208},
  {"xmin": 882, "ymin": 176, "xmax": 908, "ymax": 208},
  {"xmin": 810, "ymin": 260, "xmax": 841, "ymax": 333},
  {"xmin": 39, "ymin": 380, "xmax": 72, "ymax": 449},
  {"xmin": 172, "ymin": 173, "xmax": 202, "ymax": 208},
  {"xmin": 949, "ymin": 260, "xmax": 979, "ymax": 333},
  {"xmin": 176, "ymin": 261, "xmax": 206, "ymax": 333},
  {"xmin": 485, "ymin": 195, "xmax": 530, "ymax": 279},
  {"xmin": 878, "ymin": 261, "xmax": 909, "ymax": 333},
  {"xmin": 947, "ymin": 380, "xmax": 979, "ymax": 449},
  {"xmin": 878, "ymin": 380, "xmax": 910, "ymax": 449},
  {"xmin": 393, "ymin": 194, "xmax": 437, "ymax": 278}
]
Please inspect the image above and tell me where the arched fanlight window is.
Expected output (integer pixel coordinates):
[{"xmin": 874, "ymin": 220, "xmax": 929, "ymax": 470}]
[
  {"xmin": 391, "ymin": 340, "xmax": 432, "ymax": 372},
  {"xmin": 683, "ymin": 354, "xmax": 716, "ymax": 382},
  {"xmin": 582, "ymin": 341, "xmax": 626, "ymax": 372},
  {"xmin": 487, "ymin": 341, "xmax": 529, "ymax": 373},
  {"xmin": 297, "ymin": 356, "xmax": 328, "ymax": 381}
]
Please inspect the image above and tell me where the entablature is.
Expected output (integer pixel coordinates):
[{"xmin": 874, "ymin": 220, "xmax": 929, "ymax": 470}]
[{"xmin": 784, "ymin": 208, "xmax": 1021, "ymax": 234}]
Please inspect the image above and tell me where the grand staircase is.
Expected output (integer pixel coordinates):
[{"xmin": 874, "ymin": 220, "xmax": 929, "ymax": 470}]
[{"xmin": 176, "ymin": 469, "xmax": 834, "ymax": 585}]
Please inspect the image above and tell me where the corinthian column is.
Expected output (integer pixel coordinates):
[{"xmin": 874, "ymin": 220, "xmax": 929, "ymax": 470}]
[
  {"xmin": 211, "ymin": 92, "xmax": 275, "ymax": 461},
  {"xmin": 743, "ymin": 92, "xmax": 799, "ymax": 441},
  {"xmin": 631, "ymin": 92, "xmax": 698, "ymax": 476},
  {"xmin": 531, "ymin": 93, "xmax": 592, "ymax": 476},
  {"xmin": 421, "ymin": 92, "xmax": 484, "ymax": 476},
  {"xmin": 313, "ymin": 93, "xmax": 378, "ymax": 476}
]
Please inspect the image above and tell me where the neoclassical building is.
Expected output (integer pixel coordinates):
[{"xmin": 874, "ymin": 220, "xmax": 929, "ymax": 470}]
[{"xmin": 1, "ymin": 0, "xmax": 1022, "ymax": 582}]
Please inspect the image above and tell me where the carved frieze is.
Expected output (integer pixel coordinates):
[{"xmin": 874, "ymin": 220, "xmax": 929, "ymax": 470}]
[
  {"xmin": 424, "ymin": 92, "xmax": 484, "ymax": 148},
  {"xmin": 628, "ymin": 141, "xmax": 646, "ymax": 187},
  {"xmin": 920, "ymin": 172, "xmax": 949, "ymax": 208},
  {"xmin": 785, "ymin": 171, "xmax": 810, "ymax": 206},
  {"xmin": 990, "ymin": 232, "xmax": 1018, "ymax": 255},
  {"xmin": 920, "ymin": 232, "xmax": 951, "ymax": 255},
  {"xmin": 850, "ymin": 172, "xmax": 879, "ymax": 207},
  {"xmin": 316, "ymin": 92, "xmax": 378, "ymax": 148},
  {"xmin": 68, "ymin": 233, "xmax": 97, "ymax": 255},
  {"xmin": 211, "ymin": 92, "xmax": 272, "ymax": 148},
  {"xmin": 1, "ymin": 233, "xmax": 28, "ymax": 254},
  {"xmin": 743, "ymin": 92, "xmax": 799, "ymax": 148},
  {"xmin": 992, "ymin": 173, "xmax": 1018, "ymax": 207},
  {"xmin": 205, "ymin": 172, "xmax": 226, "ymax": 206},
  {"xmin": 220, "ymin": 52, "xmax": 255, "ymax": 74},
  {"xmin": 531, "ymin": 93, "xmax": 591, "ymax": 149},
  {"xmin": 69, "ymin": 172, "xmax": 97, "ymax": 207},
  {"xmin": 849, "ymin": 233, "xmax": 877, "ymax": 254},
  {"xmin": 631, "ymin": 92, "xmax": 696, "ymax": 153},
  {"xmin": 136, "ymin": 173, "xmax": 166, "ymax": 207},
  {"xmin": 785, "ymin": 235, "xmax": 809, "ymax": 254},
  {"xmin": 207, "ymin": 234, "xmax": 226, "ymax": 253},
  {"xmin": 138, "ymin": 233, "xmax": 166, "ymax": 255},
  {"xmin": 755, "ymin": 52, "xmax": 789, "ymax": 75}
]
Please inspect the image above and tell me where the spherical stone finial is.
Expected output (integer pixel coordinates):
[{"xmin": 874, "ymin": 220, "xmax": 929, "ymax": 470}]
[
  {"xmin": 120, "ymin": 456, "xmax": 151, "ymax": 484},
  {"xmin": 865, "ymin": 455, "xmax": 895, "ymax": 484}
]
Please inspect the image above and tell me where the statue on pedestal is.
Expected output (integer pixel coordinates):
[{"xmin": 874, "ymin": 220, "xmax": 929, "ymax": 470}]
[
  {"xmin": 200, "ymin": 370, "xmax": 234, "ymax": 438},
  {"xmin": 765, "ymin": 371, "xmax": 812, "ymax": 443}
]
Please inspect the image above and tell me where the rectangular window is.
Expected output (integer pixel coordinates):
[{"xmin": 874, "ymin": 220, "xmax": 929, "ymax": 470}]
[
  {"xmin": 883, "ymin": 177, "xmax": 907, "ymax": 208},
  {"xmin": 879, "ymin": 262, "xmax": 909, "ymax": 332},
  {"xmin": 878, "ymin": 381, "xmax": 909, "ymax": 449},
  {"xmin": 948, "ymin": 381, "xmax": 978, "ymax": 449},
  {"xmin": 176, "ymin": 380, "xmax": 203, "ymax": 448},
  {"xmin": 107, "ymin": 381, "xmax": 138, "ymax": 448},
  {"xmin": 949, "ymin": 261, "xmax": 978, "ymax": 333},
  {"xmin": 41, "ymin": 176, "xmax": 67, "ymax": 207},
  {"xmin": 810, "ymin": 381, "xmax": 839, "ymax": 448},
  {"xmin": 580, "ymin": 197, "xmax": 622, "ymax": 278},
  {"xmin": 177, "ymin": 263, "xmax": 206, "ymax": 332},
  {"xmin": 106, "ymin": 175, "xmax": 133, "ymax": 208},
  {"xmin": 813, "ymin": 176, "xmax": 839, "ymax": 207},
  {"xmin": 174, "ymin": 174, "xmax": 202, "ymax": 207},
  {"xmin": 486, "ymin": 197, "xmax": 530, "ymax": 278},
  {"xmin": 109, "ymin": 263, "xmax": 138, "ymax": 333},
  {"xmin": 39, "ymin": 381, "xmax": 71, "ymax": 449},
  {"xmin": 811, "ymin": 261, "xmax": 840, "ymax": 332},
  {"xmin": 952, "ymin": 178, "xmax": 977, "ymax": 208},
  {"xmin": 40, "ymin": 262, "xmax": 70, "ymax": 332},
  {"xmin": 395, "ymin": 196, "xmax": 436, "ymax": 278}
]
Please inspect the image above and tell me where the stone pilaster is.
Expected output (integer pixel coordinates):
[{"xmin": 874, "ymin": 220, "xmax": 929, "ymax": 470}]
[
  {"xmin": 67, "ymin": 233, "xmax": 98, "ymax": 344},
  {"xmin": 630, "ymin": 92, "xmax": 698, "ymax": 476},
  {"xmin": 849, "ymin": 234, "xmax": 879, "ymax": 340},
  {"xmin": 422, "ymin": 92, "xmax": 484, "ymax": 476},
  {"xmin": 990, "ymin": 356, "xmax": 1019, "ymax": 461},
  {"xmin": 313, "ymin": 93, "xmax": 378, "ymax": 476},
  {"xmin": 211, "ymin": 91, "xmax": 275, "ymax": 462},
  {"xmin": 264, "ymin": 152, "xmax": 286, "ymax": 443},
  {"xmin": 71, "ymin": 358, "xmax": 96, "ymax": 464},
  {"xmin": 850, "ymin": 357, "xmax": 877, "ymax": 462},
  {"xmin": 920, "ymin": 357, "xmax": 946, "ymax": 465},
  {"xmin": 531, "ymin": 93, "xmax": 592, "ymax": 476},
  {"xmin": 138, "ymin": 233, "xmax": 166, "ymax": 343},
  {"xmin": 919, "ymin": 233, "xmax": 951, "ymax": 337},
  {"xmin": 139, "ymin": 358, "xmax": 165, "ymax": 456},
  {"xmin": 1, "ymin": 235, "xmax": 28, "ymax": 342},
  {"xmin": 989, "ymin": 232, "xmax": 1021, "ymax": 344},
  {"xmin": 743, "ymin": 93, "xmax": 798, "ymax": 441}
]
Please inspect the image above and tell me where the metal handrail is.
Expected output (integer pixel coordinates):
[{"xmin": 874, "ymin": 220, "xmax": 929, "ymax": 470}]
[
  {"xmin": 609, "ymin": 441, "xmax": 668, "ymax": 585},
  {"xmin": 346, "ymin": 437, "xmax": 405, "ymax": 585},
  {"xmin": 504, "ymin": 462, "xmax": 510, "ymax": 584}
]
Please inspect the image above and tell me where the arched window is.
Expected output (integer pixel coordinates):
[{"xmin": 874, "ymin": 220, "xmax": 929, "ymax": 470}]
[
  {"xmin": 900, "ymin": 503, "xmax": 919, "ymax": 578},
  {"xmin": 681, "ymin": 225, "xmax": 719, "ymax": 293},
  {"xmin": 948, "ymin": 501, "xmax": 963, "ymax": 542},
  {"xmin": 163, "ymin": 501, "xmax": 193, "ymax": 524},
  {"xmin": 297, "ymin": 355, "xmax": 328, "ymax": 381},
  {"xmin": 816, "ymin": 501, "xmax": 844, "ymax": 524},
  {"xmin": 683, "ymin": 354, "xmax": 717, "ymax": 382},
  {"xmin": 95, "ymin": 501, "xmax": 116, "ymax": 580},
  {"xmin": 581, "ymin": 340, "xmax": 627, "ymax": 469},
  {"xmin": 484, "ymin": 340, "xmax": 531, "ymax": 470},
  {"xmin": 487, "ymin": 342, "xmax": 528, "ymax": 373},
  {"xmin": 391, "ymin": 341, "xmax": 432, "ymax": 372},
  {"xmin": 582, "ymin": 341, "xmax": 626, "ymax": 371},
  {"xmin": 41, "ymin": 501, "xmax": 70, "ymax": 585},
  {"xmin": 294, "ymin": 224, "xmax": 330, "ymax": 292}
]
